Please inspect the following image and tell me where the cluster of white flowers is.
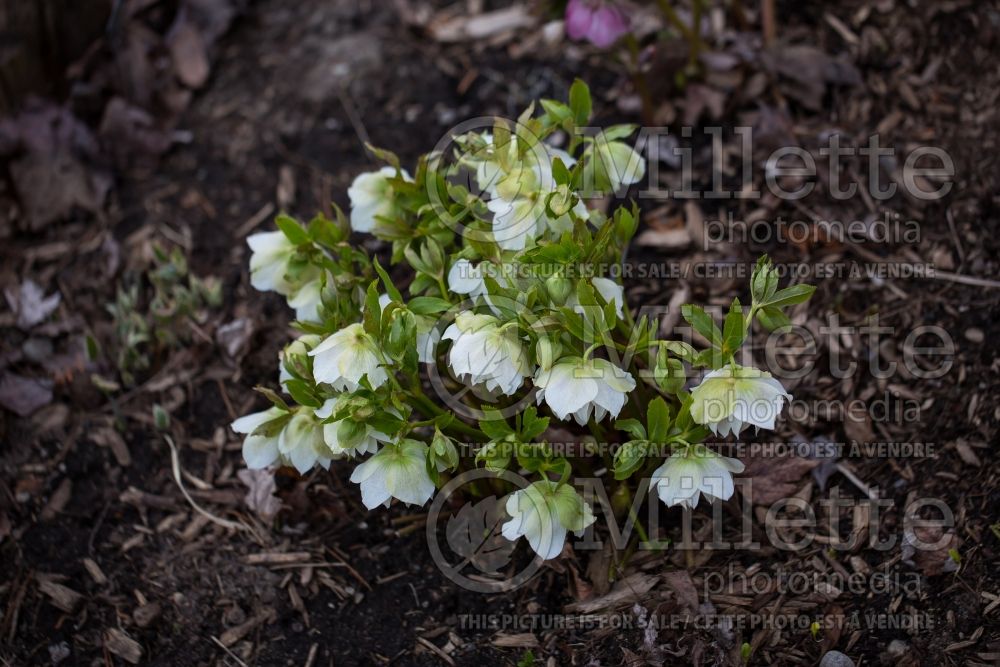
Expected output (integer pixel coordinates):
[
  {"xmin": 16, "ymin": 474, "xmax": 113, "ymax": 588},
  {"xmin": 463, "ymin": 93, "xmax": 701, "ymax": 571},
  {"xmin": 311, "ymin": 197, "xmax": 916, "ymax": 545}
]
[{"xmin": 230, "ymin": 82, "xmax": 812, "ymax": 562}]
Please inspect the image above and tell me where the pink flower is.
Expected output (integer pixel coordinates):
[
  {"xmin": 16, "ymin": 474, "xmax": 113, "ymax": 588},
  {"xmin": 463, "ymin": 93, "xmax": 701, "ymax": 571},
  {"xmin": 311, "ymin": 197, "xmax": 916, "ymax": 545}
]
[{"xmin": 565, "ymin": 0, "xmax": 630, "ymax": 48}]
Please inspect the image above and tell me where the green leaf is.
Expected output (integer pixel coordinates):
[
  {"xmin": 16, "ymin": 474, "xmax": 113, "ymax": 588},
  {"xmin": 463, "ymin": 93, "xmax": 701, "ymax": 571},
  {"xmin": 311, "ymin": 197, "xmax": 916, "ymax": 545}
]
[
  {"xmin": 519, "ymin": 406, "xmax": 550, "ymax": 441},
  {"xmin": 363, "ymin": 281, "xmax": 382, "ymax": 335},
  {"xmin": 681, "ymin": 304, "xmax": 723, "ymax": 347},
  {"xmin": 254, "ymin": 386, "xmax": 289, "ymax": 411},
  {"xmin": 646, "ymin": 397, "xmax": 672, "ymax": 443},
  {"xmin": 479, "ymin": 410, "xmax": 514, "ymax": 440},
  {"xmin": 551, "ymin": 157, "xmax": 570, "ymax": 185},
  {"xmin": 569, "ymin": 79, "xmax": 592, "ymax": 126},
  {"xmin": 364, "ymin": 142, "xmax": 401, "ymax": 170},
  {"xmin": 763, "ymin": 283, "xmax": 816, "ymax": 309},
  {"xmin": 275, "ymin": 214, "xmax": 310, "ymax": 245},
  {"xmin": 475, "ymin": 441, "xmax": 512, "ymax": 473},
  {"xmin": 408, "ymin": 296, "xmax": 452, "ymax": 315},
  {"xmin": 250, "ymin": 412, "xmax": 292, "ymax": 438},
  {"xmin": 613, "ymin": 441, "xmax": 648, "ymax": 480},
  {"xmin": 600, "ymin": 124, "xmax": 638, "ymax": 142},
  {"xmin": 373, "ymin": 257, "xmax": 402, "ymax": 301},
  {"xmin": 283, "ymin": 378, "xmax": 322, "ymax": 408},
  {"xmin": 750, "ymin": 255, "xmax": 778, "ymax": 303},
  {"xmin": 614, "ymin": 418, "xmax": 647, "ymax": 441},
  {"xmin": 756, "ymin": 306, "xmax": 792, "ymax": 332},
  {"xmin": 721, "ymin": 298, "xmax": 746, "ymax": 355}
]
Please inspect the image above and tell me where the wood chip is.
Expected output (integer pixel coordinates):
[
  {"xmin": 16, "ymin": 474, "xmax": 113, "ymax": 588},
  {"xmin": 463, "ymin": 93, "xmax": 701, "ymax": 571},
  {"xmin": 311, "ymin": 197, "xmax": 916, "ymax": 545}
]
[
  {"xmin": 245, "ymin": 551, "xmax": 312, "ymax": 565},
  {"xmin": 416, "ymin": 636, "xmax": 456, "ymax": 665},
  {"xmin": 40, "ymin": 478, "xmax": 72, "ymax": 521},
  {"xmin": 430, "ymin": 6, "xmax": 534, "ymax": 42},
  {"xmin": 219, "ymin": 609, "xmax": 275, "ymax": 647},
  {"xmin": 82, "ymin": 558, "xmax": 108, "ymax": 585},
  {"xmin": 105, "ymin": 628, "xmax": 142, "ymax": 664},
  {"xmin": 564, "ymin": 573, "xmax": 659, "ymax": 613},
  {"xmin": 91, "ymin": 426, "xmax": 132, "ymax": 467},
  {"xmin": 134, "ymin": 602, "xmax": 161, "ymax": 628},
  {"xmin": 491, "ymin": 632, "xmax": 539, "ymax": 649},
  {"xmin": 37, "ymin": 576, "xmax": 83, "ymax": 613}
]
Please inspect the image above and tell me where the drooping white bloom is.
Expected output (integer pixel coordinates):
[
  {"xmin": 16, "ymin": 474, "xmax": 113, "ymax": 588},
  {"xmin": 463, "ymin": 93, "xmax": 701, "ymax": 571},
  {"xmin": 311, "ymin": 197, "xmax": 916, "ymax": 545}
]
[
  {"xmin": 309, "ymin": 323, "xmax": 389, "ymax": 391},
  {"xmin": 287, "ymin": 278, "xmax": 324, "ymax": 323},
  {"xmin": 592, "ymin": 138, "xmax": 645, "ymax": 192},
  {"xmin": 535, "ymin": 357, "xmax": 635, "ymax": 425},
  {"xmin": 247, "ymin": 231, "xmax": 296, "ymax": 294},
  {"xmin": 347, "ymin": 166, "xmax": 412, "ymax": 233},
  {"xmin": 650, "ymin": 446, "xmax": 745, "ymax": 509},
  {"xmin": 488, "ymin": 196, "xmax": 546, "ymax": 251},
  {"xmin": 350, "ymin": 439, "xmax": 435, "ymax": 509},
  {"xmin": 566, "ymin": 276, "xmax": 625, "ymax": 320},
  {"xmin": 447, "ymin": 259, "xmax": 488, "ymax": 298},
  {"xmin": 315, "ymin": 399, "xmax": 393, "ymax": 457},
  {"xmin": 277, "ymin": 408, "xmax": 334, "ymax": 474},
  {"xmin": 689, "ymin": 364, "xmax": 792, "ymax": 437},
  {"xmin": 232, "ymin": 406, "xmax": 287, "ymax": 469},
  {"xmin": 472, "ymin": 137, "xmax": 589, "ymax": 250},
  {"xmin": 501, "ymin": 481, "xmax": 596, "ymax": 560},
  {"xmin": 442, "ymin": 312, "xmax": 531, "ymax": 395}
]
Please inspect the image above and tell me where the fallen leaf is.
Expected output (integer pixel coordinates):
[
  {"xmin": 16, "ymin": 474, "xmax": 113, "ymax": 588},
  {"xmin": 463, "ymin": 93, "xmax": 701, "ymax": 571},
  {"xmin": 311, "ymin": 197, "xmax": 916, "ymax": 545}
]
[
  {"xmin": 237, "ymin": 469, "xmax": 282, "ymax": 520},
  {"xmin": 216, "ymin": 318, "xmax": 254, "ymax": 359},
  {"xmin": 168, "ymin": 17, "xmax": 211, "ymax": 88},
  {"xmin": 901, "ymin": 524, "xmax": 959, "ymax": 576},
  {"xmin": 762, "ymin": 44, "xmax": 861, "ymax": 111},
  {"xmin": 445, "ymin": 496, "xmax": 515, "ymax": 575},
  {"xmin": 662, "ymin": 570, "xmax": 699, "ymax": 613},
  {"xmin": 4, "ymin": 279, "xmax": 60, "ymax": 329},
  {"xmin": 0, "ymin": 372, "xmax": 53, "ymax": 417},
  {"xmin": 739, "ymin": 452, "xmax": 819, "ymax": 506},
  {"xmin": 0, "ymin": 101, "xmax": 110, "ymax": 229},
  {"xmin": 99, "ymin": 97, "xmax": 173, "ymax": 168}
]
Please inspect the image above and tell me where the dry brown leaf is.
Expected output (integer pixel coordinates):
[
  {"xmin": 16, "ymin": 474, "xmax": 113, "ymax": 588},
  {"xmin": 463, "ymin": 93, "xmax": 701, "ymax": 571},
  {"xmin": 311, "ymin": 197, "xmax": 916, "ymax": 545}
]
[
  {"xmin": 902, "ymin": 524, "xmax": 959, "ymax": 577},
  {"xmin": 0, "ymin": 372, "xmax": 53, "ymax": 417},
  {"xmin": 4, "ymin": 279, "xmax": 60, "ymax": 329},
  {"xmin": 739, "ymin": 453, "xmax": 819, "ymax": 506},
  {"xmin": 237, "ymin": 468, "xmax": 282, "ymax": 520},
  {"xmin": 168, "ymin": 18, "xmax": 211, "ymax": 88}
]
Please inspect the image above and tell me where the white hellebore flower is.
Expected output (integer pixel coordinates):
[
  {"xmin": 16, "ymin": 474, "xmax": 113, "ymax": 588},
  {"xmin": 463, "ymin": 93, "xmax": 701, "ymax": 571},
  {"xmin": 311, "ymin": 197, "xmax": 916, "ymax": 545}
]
[
  {"xmin": 592, "ymin": 137, "xmax": 645, "ymax": 192},
  {"xmin": 535, "ymin": 357, "xmax": 636, "ymax": 425},
  {"xmin": 277, "ymin": 408, "xmax": 333, "ymax": 474},
  {"xmin": 247, "ymin": 231, "xmax": 296, "ymax": 294},
  {"xmin": 350, "ymin": 439, "xmax": 435, "ymax": 509},
  {"xmin": 690, "ymin": 364, "xmax": 792, "ymax": 437},
  {"xmin": 651, "ymin": 446, "xmax": 745, "ymax": 509},
  {"xmin": 447, "ymin": 259, "xmax": 488, "ymax": 298},
  {"xmin": 442, "ymin": 312, "xmax": 531, "ymax": 395},
  {"xmin": 315, "ymin": 398, "xmax": 393, "ymax": 457},
  {"xmin": 501, "ymin": 481, "xmax": 596, "ymax": 560},
  {"xmin": 232, "ymin": 406, "xmax": 287, "ymax": 469},
  {"xmin": 566, "ymin": 276, "xmax": 625, "ymax": 320},
  {"xmin": 347, "ymin": 166, "xmax": 411, "ymax": 233},
  {"xmin": 287, "ymin": 277, "xmax": 324, "ymax": 323},
  {"xmin": 309, "ymin": 323, "xmax": 389, "ymax": 391}
]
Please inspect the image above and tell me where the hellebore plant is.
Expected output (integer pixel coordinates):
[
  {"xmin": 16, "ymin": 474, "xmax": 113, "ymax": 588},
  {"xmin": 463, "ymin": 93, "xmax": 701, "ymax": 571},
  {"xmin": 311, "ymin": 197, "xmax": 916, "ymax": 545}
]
[{"xmin": 232, "ymin": 81, "xmax": 813, "ymax": 561}]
